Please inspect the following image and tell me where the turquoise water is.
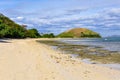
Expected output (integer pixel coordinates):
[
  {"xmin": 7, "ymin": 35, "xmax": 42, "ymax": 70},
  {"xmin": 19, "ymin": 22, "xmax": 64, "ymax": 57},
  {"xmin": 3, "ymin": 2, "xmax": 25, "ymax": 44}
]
[{"xmin": 60, "ymin": 37, "xmax": 120, "ymax": 51}]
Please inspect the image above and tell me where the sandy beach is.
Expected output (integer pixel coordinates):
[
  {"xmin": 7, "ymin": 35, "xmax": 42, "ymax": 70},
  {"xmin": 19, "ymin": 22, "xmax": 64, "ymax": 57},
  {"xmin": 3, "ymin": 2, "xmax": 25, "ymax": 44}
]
[{"xmin": 0, "ymin": 39, "xmax": 120, "ymax": 80}]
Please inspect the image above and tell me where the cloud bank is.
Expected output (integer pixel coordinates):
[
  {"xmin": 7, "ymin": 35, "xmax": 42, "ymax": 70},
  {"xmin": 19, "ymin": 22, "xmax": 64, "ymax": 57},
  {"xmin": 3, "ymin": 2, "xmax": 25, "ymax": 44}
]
[{"xmin": 1, "ymin": 0, "xmax": 120, "ymax": 36}]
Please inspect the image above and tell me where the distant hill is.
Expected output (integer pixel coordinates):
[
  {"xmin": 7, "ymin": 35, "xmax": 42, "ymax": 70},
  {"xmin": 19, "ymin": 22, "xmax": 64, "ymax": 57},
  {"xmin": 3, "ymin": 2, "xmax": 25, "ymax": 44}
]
[{"xmin": 57, "ymin": 28, "xmax": 101, "ymax": 38}]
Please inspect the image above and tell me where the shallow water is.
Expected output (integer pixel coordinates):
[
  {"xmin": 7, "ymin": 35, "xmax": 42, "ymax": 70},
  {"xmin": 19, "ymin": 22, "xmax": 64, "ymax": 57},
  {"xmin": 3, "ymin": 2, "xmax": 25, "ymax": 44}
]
[
  {"xmin": 81, "ymin": 58, "xmax": 120, "ymax": 70},
  {"xmin": 60, "ymin": 37, "xmax": 120, "ymax": 51},
  {"xmin": 38, "ymin": 39, "xmax": 120, "ymax": 70},
  {"xmin": 98, "ymin": 64, "xmax": 120, "ymax": 70},
  {"xmin": 71, "ymin": 54, "xmax": 120, "ymax": 70}
]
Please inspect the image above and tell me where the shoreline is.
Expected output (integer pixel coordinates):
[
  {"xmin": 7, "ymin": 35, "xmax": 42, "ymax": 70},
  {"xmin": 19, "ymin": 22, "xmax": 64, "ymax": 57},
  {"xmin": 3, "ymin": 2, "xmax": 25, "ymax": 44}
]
[
  {"xmin": 37, "ymin": 39, "xmax": 120, "ymax": 71},
  {"xmin": 0, "ymin": 38, "xmax": 120, "ymax": 80},
  {"xmin": 38, "ymin": 39, "xmax": 120, "ymax": 64}
]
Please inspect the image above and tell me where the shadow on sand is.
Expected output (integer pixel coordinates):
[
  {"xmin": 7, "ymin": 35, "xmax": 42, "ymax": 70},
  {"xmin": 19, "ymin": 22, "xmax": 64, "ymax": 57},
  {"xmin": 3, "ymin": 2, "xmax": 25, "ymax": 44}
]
[{"xmin": 0, "ymin": 39, "xmax": 11, "ymax": 43}]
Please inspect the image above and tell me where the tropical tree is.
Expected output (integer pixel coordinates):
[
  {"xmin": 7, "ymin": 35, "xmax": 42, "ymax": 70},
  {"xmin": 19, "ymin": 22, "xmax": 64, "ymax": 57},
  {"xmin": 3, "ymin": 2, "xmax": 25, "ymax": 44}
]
[{"xmin": 26, "ymin": 28, "xmax": 41, "ymax": 38}]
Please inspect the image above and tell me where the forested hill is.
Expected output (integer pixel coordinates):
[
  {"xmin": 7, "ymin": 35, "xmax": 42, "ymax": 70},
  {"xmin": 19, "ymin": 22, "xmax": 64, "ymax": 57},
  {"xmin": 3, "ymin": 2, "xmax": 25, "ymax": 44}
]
[{"xmin": 0, "ymin": 13, "xmax": 40, "ymax": 38}]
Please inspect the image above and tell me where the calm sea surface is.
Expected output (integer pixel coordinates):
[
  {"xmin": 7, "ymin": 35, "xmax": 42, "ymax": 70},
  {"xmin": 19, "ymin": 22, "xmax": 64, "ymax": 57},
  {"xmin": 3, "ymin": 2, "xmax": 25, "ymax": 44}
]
[
  {"xmin": 58, "ymin": 37, "xmax": 120, "ymax": 70},
  {"xmin": 59, "ymin": 37, "xmax": 120, "ymax": 52}
]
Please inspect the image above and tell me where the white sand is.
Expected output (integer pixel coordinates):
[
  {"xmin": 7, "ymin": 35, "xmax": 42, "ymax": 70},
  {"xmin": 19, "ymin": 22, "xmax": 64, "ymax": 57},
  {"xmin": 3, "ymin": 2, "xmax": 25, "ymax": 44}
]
[{"xmin": 0, "ymin": 39, "xmax": 120, "ymax": 80}]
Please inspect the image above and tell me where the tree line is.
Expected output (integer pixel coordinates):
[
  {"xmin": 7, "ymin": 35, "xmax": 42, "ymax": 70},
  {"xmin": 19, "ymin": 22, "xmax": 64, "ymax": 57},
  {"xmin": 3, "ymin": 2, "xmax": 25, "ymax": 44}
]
[
  {"xmin": 0, "ymin": 14, "xmax": 55, "ymax": 38},
  {"xmin": 0, "ymin": 13, "xmax": 101, "ymax": 39}
]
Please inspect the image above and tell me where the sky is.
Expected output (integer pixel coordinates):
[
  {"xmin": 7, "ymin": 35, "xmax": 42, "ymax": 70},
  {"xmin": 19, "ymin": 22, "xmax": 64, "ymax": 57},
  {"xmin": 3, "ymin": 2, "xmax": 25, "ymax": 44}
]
[{"xmin": 0, "ymin": 0, "xmax": 120, "ymax": 37}]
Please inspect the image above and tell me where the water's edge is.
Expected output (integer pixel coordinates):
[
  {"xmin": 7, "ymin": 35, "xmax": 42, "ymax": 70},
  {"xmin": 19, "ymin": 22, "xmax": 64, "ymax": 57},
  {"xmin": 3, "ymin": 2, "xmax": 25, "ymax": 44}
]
[{"xmin": 37, "ymin": 39, "xmax": 120, "ymax": 70}]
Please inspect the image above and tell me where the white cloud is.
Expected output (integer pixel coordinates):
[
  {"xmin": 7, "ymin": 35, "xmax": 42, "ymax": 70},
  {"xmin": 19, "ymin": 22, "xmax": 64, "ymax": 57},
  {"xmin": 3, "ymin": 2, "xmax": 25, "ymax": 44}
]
[
  {"xmin": 10, "ymin": 7, "xmax": 120, "ymax": 36},
  {"xmin": 16, "ymin": 16, "xmax": 24, "ymax": 20},
  {"xmin": 11, "ymin": 16, "xmax": 24, "ymax": 21}
]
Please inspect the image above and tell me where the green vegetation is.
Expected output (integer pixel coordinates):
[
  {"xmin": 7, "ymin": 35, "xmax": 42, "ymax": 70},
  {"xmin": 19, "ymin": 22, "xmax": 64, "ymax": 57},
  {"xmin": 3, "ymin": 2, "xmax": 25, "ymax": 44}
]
[
  {"xmin": 57, "ymin": 32, "xmax": 74, "ymax": 38},
  {"xmin": 0, "ymin": 14, "xmax": 41, "ymax": 38},
  {"xmin": 0, "ymin": 14, "xmax": 27, "ymax": 38},
  {"xmin": 57, "ymin": 28, "xmax": 101, "ymax": 38},
  {"xmin": 26, "ymin": 29, "xmax": 41, "ymax": 38},
  {"xmin": 0, "ymin": 13, "xmax": 101, "ymax": 39},
  {"xmin": 0, "ymin": 13, "xmax": 56, "ymax": 38},
  {"xmin": 41, "ymin": 33, "xmax": 55, "ymax": 38}
]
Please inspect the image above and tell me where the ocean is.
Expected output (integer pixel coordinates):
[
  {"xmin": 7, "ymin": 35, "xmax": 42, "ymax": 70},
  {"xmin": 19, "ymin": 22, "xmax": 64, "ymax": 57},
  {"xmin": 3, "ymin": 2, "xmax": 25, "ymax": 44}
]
[{"xmin": 60, "ymin": 37, "xmax": 120, "ymax": 52}]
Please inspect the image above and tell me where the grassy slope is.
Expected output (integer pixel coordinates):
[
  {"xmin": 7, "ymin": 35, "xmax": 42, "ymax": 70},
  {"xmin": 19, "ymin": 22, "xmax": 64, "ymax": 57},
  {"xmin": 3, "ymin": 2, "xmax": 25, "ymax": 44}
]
[{"xmin": 57, "ymin": 28, "xmax": 101, "ymax": 38}]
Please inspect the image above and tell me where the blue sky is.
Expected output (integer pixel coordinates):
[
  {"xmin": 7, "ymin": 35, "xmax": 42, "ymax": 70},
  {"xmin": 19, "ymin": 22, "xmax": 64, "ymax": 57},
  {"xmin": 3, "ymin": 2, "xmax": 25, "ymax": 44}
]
[{"xmin": 0, "ymin": 0, "xmax": 120, "ymax": 37}]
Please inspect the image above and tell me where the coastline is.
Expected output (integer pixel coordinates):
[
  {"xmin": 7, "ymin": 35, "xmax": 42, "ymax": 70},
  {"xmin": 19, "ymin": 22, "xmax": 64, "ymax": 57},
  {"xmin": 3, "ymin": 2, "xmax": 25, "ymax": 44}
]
[
  {"xmin": 38, "ymin": 39, "xmax": 120, "ymax": 64},
  {"xmin": 0, "ymin": 38, "xmax": 120, "ymax": 80}
]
